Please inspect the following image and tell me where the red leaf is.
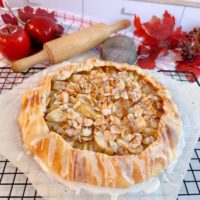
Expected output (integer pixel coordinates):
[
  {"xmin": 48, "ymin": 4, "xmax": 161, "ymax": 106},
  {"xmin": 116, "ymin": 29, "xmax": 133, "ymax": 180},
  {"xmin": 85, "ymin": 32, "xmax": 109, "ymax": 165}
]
[
  {"xmin": 167, "ymin": 27, "xmax": 188, "ymax": 50},
  {"xmin": 176, "ymin": 55, "xmax": 200, "ymax": 81},
  {"xmin": 134, "ymin": 16, "xmax": 146, "ymax": 38},
  {"xmin": 137, "ymin": 46, "xmax": 168, "ymax": 69},
  {"xmin": 18, "ymin": 6, "xmax": 34, "ymax": 22},
  {"xmin": 0, "ymin": 0, "xmax": 4, "ymax": 7},
  {"xmin": 54, "ymin": 24, "xmax": 64, "ymax": 38},
  {"xmin": 35, "ymin": 8, "xmax": 56, "ymax": 21},
  {"xmin": 134, "ymin": 16, "xmax": 157, "ymax": 46},
  {"xmin": 137, "ymin": 56, "xmax": 157, "ymax": 69},
  {"xmin": 142, "ymin": 11, "xmax": 176, "ymax": 41},
  {"xmin": 1, "ymin": 13, "xmax": 18, "ymax": 25},
  {"xmin": 18, "ymin": 6, "xmax": 56, "ymax": 22},
  {"xmin": 134, "ymin": 10, "xmax": 186, "ymax": 71}
]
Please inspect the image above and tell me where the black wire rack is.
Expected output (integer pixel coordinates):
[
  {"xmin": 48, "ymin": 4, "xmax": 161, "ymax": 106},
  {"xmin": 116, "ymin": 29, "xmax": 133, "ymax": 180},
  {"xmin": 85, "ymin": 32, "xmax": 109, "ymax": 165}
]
[
  {"xmin": 0, "ymin": 67, "xmax": 199, "ymax": 199},
  {"xmin": 158, "ymin": 70, "xmax": 200, "ymax": 86}
]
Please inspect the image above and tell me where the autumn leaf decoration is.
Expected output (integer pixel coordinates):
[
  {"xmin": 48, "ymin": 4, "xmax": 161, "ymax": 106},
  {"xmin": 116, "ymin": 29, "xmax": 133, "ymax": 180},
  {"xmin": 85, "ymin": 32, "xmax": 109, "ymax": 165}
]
[
  {"xmin": 134, "ymin": 11, "xmax": 186, "ymax": 69},
  {"xmin": 134, "ymin": 11, "xmax": 200, "ymax": 80},
  {"xmin": 1, "ymin": 6, "xmax": 57, "ymax": 25},
  {"xmin": 17, "ymin": 6, "xmax": 56, "ymax": 23},
  {"xmin": 1, "ymin": 6, "xmax": 64, "ymax": 36}
]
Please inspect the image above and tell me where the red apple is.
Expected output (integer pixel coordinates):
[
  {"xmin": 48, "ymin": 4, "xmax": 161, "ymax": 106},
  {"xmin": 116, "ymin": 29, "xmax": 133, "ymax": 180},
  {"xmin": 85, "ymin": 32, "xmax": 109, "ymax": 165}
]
[
  {"xmin": 0, "ymin": 25, "xmax": 31, "ymax": 61},
  {"xmin": 25, "ymin": 16, "xmax": 57, "ymax": 45}
]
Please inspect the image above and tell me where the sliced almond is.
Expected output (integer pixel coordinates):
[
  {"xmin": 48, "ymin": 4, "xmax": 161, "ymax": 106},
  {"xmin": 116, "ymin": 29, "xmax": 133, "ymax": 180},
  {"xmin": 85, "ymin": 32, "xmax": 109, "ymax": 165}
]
[
  {"xmin": 51, "ymin": 123, "xmax": 65, "ymax": 134},
  {"xmin": 71, "ymin": 74, "xmax": 83, "ymax": 82},
  {"xmin": 81, "ymin": 128, "xmax": 92, "ymax": 137},
  {"xmin": 66, "ymin": 82, "xmax": 81, "ymax": 93},
  {"xmin": 83, "ymin": 118, "xmax": 93, "ymax": 127},
  {"xmin": 114, "ymin": 91, "xmax": 121, "ymax": 100},
  {"xmin": 77, "ymin": 117, "xmax": 83, "ymax": 124},
  {"xmin": 53, "ymin": 81, "xmax": 68, "ymax": 90},
  {"xmin": 109, "ymin": 140, "xmax": 118, "ymax": 153},
  {"xmin": 94, "ymin": 134, "xmax": 114, "ymax": 155},
  {"xmin": 110, "ymin": 125, "xmax": 121, "ymax": 135},
  {"xmin": 117, "ymin": 139, "xmax": 143, "ymax": 154},
  {"xmin": 149, "ymin": 119, "xmax": 159, "ymax": 129},
  {"xmin": 79, "ymin": 136, "xmax": 93, "ymax": 142},
  {"xmin": 102, "ymin": 85, "xmax": 113, "ymax": 96},
  {"xmin": 102, "ymin": 108, "xmax": 112, "ymax": 116},
  {"xmin": 81, "ymin": 82, "xmax": 91, "ymax": 93},
  {"xmin": 104, "ymin": 130, "xmax": 114, "ymax": 141},
  {"xmin": 127, "ymin": 113, "xmax": 134, "ymax": 120},
  {"xmin": 47, "ymin": 103, "xmax": 60, "ymax": 113},
  {"xmin": 73, "ymin": 101, "xmax": 81, "ymax": 109},
  {"xmin": 76, "ymin": 103, "xmax": 99, "ymax": 119},
  {"xmin": 124, "ymin": 134, "xmax": 134, "ymax": 142},
  {"xmin": 72, "ymin": 120, "xmax": 82, "ymax": 130},
  {"xmin": 133, "ymin": 133, "xmax": 142, "ymax": 142},
  {"xmin": 128, "ymin": 89, "xmax": 142, "ymax": 103},
  {"xmin": 67, "ymin": 108, "xmax": 80, "ymax": 120},
  {"xmin": 110, "ymin": 115, "xmax": 121, "ymax": 125},
  {"xmin": 134, "ymin": 117, "xmax": 147, "ymax": 132},
  {"xmin": 117, "ymin": 79, "xmax": 125, "ymax": 92},
  {"xmin": 65, "ymin": 128, "xmax": 80, "ymax": 137},
  {"xmin": 142, "ymin": 136, "xmax": 155, "ymax": 145},
  {"xmin": 59, "ymin": 104, "xmax": 69, "ymax": 111},
  {"xmin": 101, "ymin": 101, "xmax": 108, "ymax": 109},
  {"xmin": 54, "ymin": 93, "xmax": 62, "ymax": 101},
  {"xmin": 45, "ymin": 108, "xmax": 66, "ymax": 122},
  {"xmin": 61, "ymin": 91, "xmax": 69, "ymax": 103},
  {"xmin": 94, "ymin": 116, "xmax": 106, "ymax": 126},
  {"xmin": 141, "ymin": 128, "xmax": 158, "ymax": 138},
  {"xmin": 98, "ymin": 95, "xmax": 107, "ymax": 102},
  {"xmin": 112, "ymin": 88, "xmax": 118, "ymax": 95},
  {"xmin": 129, "ymin": 145, "xmax": 143, "ymax": 154},
  {"xmin": 69, "ymin": 96, "xmax": 77, "ymax": 104},
  {"xmin": 121, "ymin": 91, "xmax": 129, "ymax": 100},
  {"xmin": 117, "ymin": 139, "xmax": 131, "ymax": 151}
]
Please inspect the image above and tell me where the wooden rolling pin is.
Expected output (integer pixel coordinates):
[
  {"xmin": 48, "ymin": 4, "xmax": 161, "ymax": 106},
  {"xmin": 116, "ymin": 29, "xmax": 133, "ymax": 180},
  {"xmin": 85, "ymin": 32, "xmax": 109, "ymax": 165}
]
[{"xmin": 11, "ymin": 19, "xmax": 131, "ymax": 72}]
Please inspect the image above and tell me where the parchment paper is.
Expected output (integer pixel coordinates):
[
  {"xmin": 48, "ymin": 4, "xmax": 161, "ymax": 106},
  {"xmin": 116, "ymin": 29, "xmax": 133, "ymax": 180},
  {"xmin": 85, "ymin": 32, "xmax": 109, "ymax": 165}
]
[{"xmin": 0, "ymin": 57, "xmax": 200, "ymax": 200}]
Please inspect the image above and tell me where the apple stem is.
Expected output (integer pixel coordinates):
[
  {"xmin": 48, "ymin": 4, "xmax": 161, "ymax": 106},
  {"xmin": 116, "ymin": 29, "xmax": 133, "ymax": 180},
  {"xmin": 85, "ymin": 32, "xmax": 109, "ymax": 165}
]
[
  {"xmin": 6, "ymin": 27, "xmax": 11, "ymax": 34},
  {"xmin": 4, "ymin": 1, "xmax": 25, "ymax": 26},
  {"xmin": 4, "ymin": 2, "xmax": 16, "ymax": 19}
]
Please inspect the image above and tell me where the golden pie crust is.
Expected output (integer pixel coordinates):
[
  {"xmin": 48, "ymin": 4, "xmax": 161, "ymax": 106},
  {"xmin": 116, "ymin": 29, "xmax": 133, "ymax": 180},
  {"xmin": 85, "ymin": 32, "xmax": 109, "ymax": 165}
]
[{"xmin": 18, "ymin": 58, "xmax": 182, "ymax": 188}]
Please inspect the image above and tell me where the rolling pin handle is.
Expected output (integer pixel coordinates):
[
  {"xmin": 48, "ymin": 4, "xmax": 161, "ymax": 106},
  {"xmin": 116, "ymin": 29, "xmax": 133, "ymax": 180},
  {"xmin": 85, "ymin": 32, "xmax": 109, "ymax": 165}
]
[
  {"xmin": 108, "ymin": 19, "xmax": 131, "ymax": 33},
  {"xmin": 11, "ymin": 49, "xmax": 49, "ymax": 72}
]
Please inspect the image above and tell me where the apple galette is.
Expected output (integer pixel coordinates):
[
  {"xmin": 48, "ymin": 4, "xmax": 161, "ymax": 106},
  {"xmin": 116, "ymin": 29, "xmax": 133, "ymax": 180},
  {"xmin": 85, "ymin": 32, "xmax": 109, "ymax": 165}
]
[{"xmin": 18, "ymin": 58, "xmax": 182, "ymax": 188}]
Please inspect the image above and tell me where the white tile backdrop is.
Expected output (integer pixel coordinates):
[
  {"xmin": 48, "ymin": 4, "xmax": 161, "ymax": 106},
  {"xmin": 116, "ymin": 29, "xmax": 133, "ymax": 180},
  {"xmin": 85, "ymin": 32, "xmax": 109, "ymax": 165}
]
[{"xmin": 5, "ymin": 0, "xmax": 200, "ymax": 31}]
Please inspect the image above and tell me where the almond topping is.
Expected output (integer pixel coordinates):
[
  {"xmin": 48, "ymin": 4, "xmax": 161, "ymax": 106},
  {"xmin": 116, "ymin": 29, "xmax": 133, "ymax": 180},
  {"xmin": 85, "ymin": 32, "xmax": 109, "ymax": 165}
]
[
  {"xmin": 121, "ymin": 91, "xmax": 129, "ymax": 100},
  {"xmin": 94, "ymin": 116, "xmax": 106, "ymax": 126},
  {"xmin": 46, "ymin": 66, "xmax": 163, "ymax": 155},
  {"xmin": 82, "ymin": 128, "xmax": 92, "ymax": 137},
  {"xmin": 109, "ymin": 141, "xmax": 118, "ymax": 153},
  {"xmin": 83, "ymin": 118, "xmax": 93, "ymax": 127},
  {"xmin": 61, "ymin": 91, "xmax": 69, "ymax": 103},
  {"xmin": 110, "ymin": 125, "xmax": 121, "ymax": 134},
  {"xmin": 102, "ymin": 108, "xmax": 112, "ymax": 116},
  {"xmin": 65, "ymin": 128, "xmax": 80, "ymax": 137},
  {"xmin": 46, "ymin": 108, "xmax": 66, "ymax": 122},
  {"xmin": 143, "ymin": 136, "xmax": 155, "ymax": 145}
]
